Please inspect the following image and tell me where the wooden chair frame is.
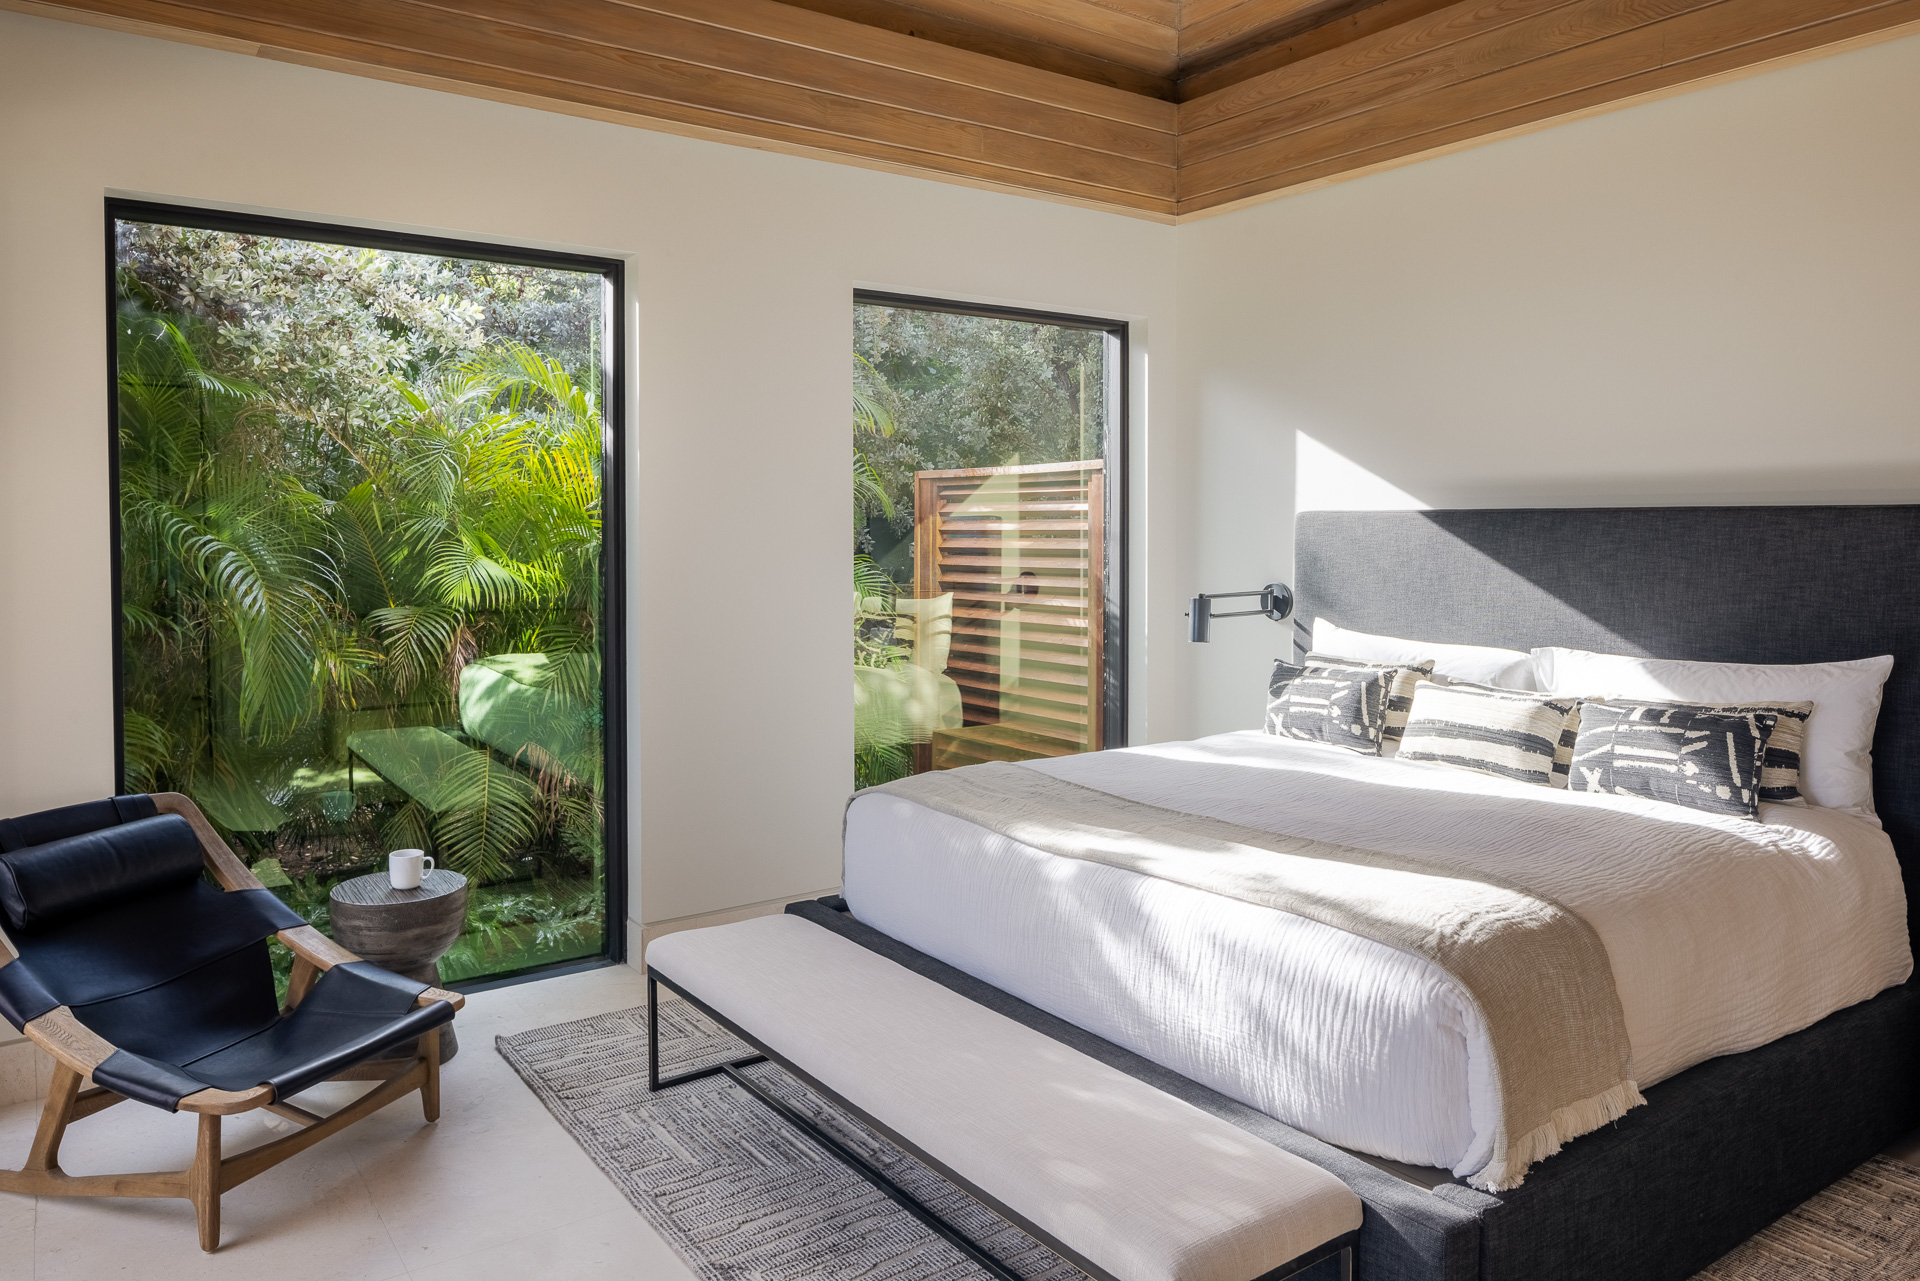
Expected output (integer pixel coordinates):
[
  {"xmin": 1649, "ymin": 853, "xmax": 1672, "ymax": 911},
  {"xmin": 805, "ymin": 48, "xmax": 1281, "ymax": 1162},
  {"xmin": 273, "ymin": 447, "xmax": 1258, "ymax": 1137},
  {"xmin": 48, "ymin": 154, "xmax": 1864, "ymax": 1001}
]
[{"xmin": 0, "ymin": 793, "xmax": 465, "ymax": 1251}]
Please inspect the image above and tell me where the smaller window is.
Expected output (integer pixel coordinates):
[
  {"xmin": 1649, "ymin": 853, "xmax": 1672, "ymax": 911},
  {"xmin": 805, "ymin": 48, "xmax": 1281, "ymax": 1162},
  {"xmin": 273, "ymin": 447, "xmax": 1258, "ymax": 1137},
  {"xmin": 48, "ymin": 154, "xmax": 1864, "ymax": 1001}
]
[{"xmin": 853, "ymin": 292, "xmax": 1127, "ymax": 789}]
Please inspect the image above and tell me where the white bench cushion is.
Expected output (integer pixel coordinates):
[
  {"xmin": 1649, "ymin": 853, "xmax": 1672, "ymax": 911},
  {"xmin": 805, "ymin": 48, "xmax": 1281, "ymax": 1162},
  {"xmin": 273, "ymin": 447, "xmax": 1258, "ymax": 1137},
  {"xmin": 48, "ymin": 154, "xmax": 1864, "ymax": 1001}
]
[{"xmin": 646, "ymin": 914, "xmax": 1361, "ymax": 1281}]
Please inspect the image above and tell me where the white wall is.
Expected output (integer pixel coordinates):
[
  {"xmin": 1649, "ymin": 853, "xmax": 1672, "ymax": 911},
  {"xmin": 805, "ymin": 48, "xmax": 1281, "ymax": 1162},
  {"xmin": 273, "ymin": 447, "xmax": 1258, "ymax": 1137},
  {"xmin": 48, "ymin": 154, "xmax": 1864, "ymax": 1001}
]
[
  {"xmin": 8, "ymin": 8, "xmax": 1920, "ymax": 942},
  {"xmin": 0, "ymin": 11, "xmax": 1187, "ymax": 936},
  {"xmin": 1177, "ymin": 32, "xmax": 1920, "ymax": 735}
]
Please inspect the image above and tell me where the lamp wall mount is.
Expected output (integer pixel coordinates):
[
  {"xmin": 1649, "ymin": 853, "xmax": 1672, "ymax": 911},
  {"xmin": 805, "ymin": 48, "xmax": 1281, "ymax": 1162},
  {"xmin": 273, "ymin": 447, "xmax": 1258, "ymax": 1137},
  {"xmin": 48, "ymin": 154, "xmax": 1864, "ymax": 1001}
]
[{"xmin": 1187, "ymin": 583, "xmax": 1293, "ymax": 643}]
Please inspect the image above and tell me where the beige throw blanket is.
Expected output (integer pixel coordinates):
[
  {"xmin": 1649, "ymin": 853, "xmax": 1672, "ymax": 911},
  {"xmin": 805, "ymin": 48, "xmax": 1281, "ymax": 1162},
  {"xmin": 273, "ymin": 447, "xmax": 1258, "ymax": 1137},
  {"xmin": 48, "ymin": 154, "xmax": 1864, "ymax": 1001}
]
[{"xmin": 865, "ymin": 761, "xmax": 1644, "ymax": 1190}]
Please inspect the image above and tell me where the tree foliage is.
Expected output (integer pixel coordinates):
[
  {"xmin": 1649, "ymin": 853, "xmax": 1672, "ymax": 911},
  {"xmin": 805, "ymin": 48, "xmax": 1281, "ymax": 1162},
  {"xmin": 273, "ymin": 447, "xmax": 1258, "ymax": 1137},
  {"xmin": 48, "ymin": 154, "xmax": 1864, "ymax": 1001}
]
[
  {"xmin": 853, "ymin": 304, "xmax": 1105, "ymax": 560},
  {"xmin": 117, "ymin": 223, "xmax": 606, "ymax": 893}
]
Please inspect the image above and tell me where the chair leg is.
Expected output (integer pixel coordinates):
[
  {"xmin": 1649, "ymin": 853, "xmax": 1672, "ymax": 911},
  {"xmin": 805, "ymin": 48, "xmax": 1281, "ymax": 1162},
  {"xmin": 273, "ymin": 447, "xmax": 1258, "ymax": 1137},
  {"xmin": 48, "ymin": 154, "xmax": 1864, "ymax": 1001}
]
[
  {"xmin": 421, "ymin": 1027, "xmax": 442, "ymax": 1123},
  {"xmin": 25, "ymin": 1062, "xmax": 84, "ymax": 1173},
  {"xmin": 190, "ymin": 1113, "xmax": 221, "ymax": 1253}
]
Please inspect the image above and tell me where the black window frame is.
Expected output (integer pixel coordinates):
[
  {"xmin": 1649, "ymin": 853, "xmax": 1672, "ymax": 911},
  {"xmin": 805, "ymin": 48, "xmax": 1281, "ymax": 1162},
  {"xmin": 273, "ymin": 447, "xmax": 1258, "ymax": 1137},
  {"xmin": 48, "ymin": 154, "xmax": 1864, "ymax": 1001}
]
[
  {"xmin": 853, "ymin": 289, "xmax": 1130, "ymax": 749},
  {"xmin": 104, "ymin": 198, "xmax": 628, "ymax": 988}
]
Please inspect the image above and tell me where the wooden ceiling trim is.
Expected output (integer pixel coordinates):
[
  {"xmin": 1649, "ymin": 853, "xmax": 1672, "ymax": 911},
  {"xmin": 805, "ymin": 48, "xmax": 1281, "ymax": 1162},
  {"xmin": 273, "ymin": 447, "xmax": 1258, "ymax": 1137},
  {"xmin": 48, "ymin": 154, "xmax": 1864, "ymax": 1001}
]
[
  {"xmin": 1179, "ymin": 0, "xmax": 1720, "ymax": 167},
  {"xmin": 1178, "ymin": 0, "xmax": 1920, "ymax": 210},
  {"xmin": 1174, "ymin": 0, "xmax": 1471, "ymax": 100},
  {"xmin": 15, "ymin": 0, "xmax": 1918, "ymax": 222},
  {"xmin": 236, "ymin": 0, "xmax": 1171, "ymax": 193},
  {"xmin": 1096, "ymin": 0, "xmax": 1182, "ymax": 25},
  {"xmin": 265, "ymin": 39, "xmax": 1183, "ymax": 216},
  {"xmin": 423, "ymin": 0, "xmax": 1174, "ymax": 161},
  {"xmin": 1181, "ymin": 0, "xmax": 1264, "ymax": 23},
  {"xmin": 849, "ymin": 0, "xmax": 1180, "ymax": 68},
  {"xmin": 1179, "ymin": 0, "xmax": 1569, "ymax": 134},
  {"xmin": 1179, "ymin": 0, "xmax": 1361, "ymax": 68},
  {"xmin": 34, "ymin": 0, "xmax": 1177, "ymax": 209},
  {"xmin": 625, "ymin": 0, "xmax": 1176, "ymax": 129},
  {"xmin": 777, "ymin": 0, "xmax": 1178, "ymax": 95}
]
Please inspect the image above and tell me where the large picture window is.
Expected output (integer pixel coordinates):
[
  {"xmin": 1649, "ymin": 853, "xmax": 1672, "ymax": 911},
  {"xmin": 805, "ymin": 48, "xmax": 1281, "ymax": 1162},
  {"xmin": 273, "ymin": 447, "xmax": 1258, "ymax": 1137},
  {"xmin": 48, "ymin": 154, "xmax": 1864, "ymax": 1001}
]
[
  {"xmin": 109, "ymin": 202, "xmax": 623, "ymax": 987},
  {"xmin": 853, "ymin": 293, "xmax": 1126, "ymax": 788}
]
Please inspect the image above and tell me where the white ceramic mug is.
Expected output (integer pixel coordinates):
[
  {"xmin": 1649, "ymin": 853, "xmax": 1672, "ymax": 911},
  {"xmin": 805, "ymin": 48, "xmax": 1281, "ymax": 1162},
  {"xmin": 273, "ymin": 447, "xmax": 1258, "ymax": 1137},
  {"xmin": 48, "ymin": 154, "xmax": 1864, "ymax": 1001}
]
[{"xmin": 389, "ymin": 849, "xmax": 435, "ymax": 890}]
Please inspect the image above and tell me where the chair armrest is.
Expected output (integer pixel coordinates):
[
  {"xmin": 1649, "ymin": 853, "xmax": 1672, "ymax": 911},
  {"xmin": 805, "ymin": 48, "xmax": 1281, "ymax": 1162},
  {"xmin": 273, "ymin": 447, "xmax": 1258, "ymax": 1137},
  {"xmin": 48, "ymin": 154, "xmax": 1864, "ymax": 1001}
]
[
  {"xmin": 277, "ymin": 926, "xmax": 464, "ymax": 1012},
  {"xmin": 279, "ymin": 923, "xmax": 359, "ymax": 969},
  {"xmin": 21, "ymin": 1000, "xmax": 113, "ymax": 1074}
]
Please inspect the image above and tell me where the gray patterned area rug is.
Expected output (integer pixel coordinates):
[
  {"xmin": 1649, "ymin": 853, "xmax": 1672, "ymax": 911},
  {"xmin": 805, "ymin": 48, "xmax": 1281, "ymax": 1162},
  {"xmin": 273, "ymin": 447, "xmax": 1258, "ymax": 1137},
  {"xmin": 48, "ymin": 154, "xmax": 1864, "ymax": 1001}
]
[
  {"xmin": 499, "ymin": 1002, "xmax": 1920, "ymax": 1281},
  {"xmin": 497, "ymin": 1000, "xmax": 1081, "ymax": 1281},
  {"xmin": 1693, "ymin": 1157, "xmax": 1920, "ymax": 1280}
]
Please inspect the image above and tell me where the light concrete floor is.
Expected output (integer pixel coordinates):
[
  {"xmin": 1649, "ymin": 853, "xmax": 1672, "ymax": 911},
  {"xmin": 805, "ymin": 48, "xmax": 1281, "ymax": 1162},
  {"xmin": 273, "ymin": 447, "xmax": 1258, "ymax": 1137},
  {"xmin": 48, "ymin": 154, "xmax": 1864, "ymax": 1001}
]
[
  {"xmin": 0, "ymin": 964, "xmax": 698, "ymax": 1281},
  {"xmin": 9, "ymin": 962, "xmax": 1913, "ymax": 1281}
]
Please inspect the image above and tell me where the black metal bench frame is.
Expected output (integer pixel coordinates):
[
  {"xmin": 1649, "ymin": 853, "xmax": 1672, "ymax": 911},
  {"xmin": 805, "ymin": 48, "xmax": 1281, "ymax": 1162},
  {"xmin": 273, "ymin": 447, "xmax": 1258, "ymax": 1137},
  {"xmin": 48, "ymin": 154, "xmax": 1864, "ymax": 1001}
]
[{"xmin": 646, "ymin": 968, "xmax": 1356, "ymax": 1281}]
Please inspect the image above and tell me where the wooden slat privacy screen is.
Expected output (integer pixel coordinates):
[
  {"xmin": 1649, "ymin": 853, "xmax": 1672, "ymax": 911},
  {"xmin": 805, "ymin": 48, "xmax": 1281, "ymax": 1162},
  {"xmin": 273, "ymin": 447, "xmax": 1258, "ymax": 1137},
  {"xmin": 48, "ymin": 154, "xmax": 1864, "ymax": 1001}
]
[{"xmin": 913, "ymin": 460, "xmax": 1105, "ymax": 770}]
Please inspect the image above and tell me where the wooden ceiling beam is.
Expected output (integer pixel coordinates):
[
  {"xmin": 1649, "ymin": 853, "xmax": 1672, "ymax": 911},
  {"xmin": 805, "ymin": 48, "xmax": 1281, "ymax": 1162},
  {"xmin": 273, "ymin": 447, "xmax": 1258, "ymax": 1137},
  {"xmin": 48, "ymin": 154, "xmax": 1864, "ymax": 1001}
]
[
  {"xmin": 11, "ymin": 0, "xmax": 1920, "ymax": 222},
  {"xmin": 1174, "ymin": 0, "xmax": 1464, "ymax": 100},
  {"xmin": 434, "ymin": 0, "xmax": 1171, "ymax": 158},
  {"xmin": 626, "ymin": 0, "xmax": 1176, "ymax": 128},
  {"xmin": 777, "ymin": 0, "xmax": 1179, "ymax": 95},
  {"xmin": 1180, "ymin": 0, "xmax": 1672, "ymax": 165},
  {"xmin": 13, "ymin": 0, "xmax": 1178, "ymax": 213},
  {"xmin": 1179, "ymin": 0, "xmax": 1361, "ymax": 70},
  {"xmin": 1176, "ymin": 0, "xmax": 1920, "ymax": 213}
]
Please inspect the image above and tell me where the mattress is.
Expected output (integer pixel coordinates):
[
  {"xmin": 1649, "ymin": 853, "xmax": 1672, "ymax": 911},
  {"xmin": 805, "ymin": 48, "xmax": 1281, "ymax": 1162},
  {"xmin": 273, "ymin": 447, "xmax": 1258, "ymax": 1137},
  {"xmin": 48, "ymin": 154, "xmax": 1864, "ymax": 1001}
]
[{"xmin": 842, "ymin": 732, "xmax": 1914, "ymax": 1185}]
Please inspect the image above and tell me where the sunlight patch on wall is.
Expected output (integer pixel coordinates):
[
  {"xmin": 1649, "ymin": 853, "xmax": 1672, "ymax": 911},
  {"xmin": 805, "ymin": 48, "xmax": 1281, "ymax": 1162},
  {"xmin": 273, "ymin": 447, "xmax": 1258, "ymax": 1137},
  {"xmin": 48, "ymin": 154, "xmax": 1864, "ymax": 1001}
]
[{"xmin": 1295, "ymin": 431, "xmax": 1428, "ymax": 512}]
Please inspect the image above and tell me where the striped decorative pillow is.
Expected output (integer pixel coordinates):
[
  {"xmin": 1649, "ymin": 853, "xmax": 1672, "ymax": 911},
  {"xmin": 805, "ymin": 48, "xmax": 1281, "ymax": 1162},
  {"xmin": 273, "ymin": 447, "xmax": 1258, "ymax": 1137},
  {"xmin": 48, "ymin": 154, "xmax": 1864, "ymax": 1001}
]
[
  {"xmin": 1265, "ymin": 659, "xmax": 1390, "ymax": 753},
  {"xmin": 1441, "ymin": 680, "xmax": 1588, "ymax": 786},
  {"xmin": 1630, "ymin": 700, "xmax": 1811, "ymax": 805},
  {"xmin": 1398, "ymin": 681, "xmax": 1581, "ymax": 787},
  {"xmin": 1300, "ymin": 652, "xmax": 1436, "ymax": 756},
  {"xmin": 1569, "ymin": 702, "xmax": 1778, "ymax": 819}
]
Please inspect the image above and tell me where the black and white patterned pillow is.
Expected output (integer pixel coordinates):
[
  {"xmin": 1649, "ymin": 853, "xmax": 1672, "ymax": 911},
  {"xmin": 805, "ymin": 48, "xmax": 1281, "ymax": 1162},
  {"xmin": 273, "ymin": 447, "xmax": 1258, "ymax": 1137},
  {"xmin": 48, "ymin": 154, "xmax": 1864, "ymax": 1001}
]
[
  {"xmin": 1569, "ymin": 702, "xmax": 1778, "ymax": 819},
  {"xmin": 1266, "ymin": 661, "xmax": 1306, "ymax": 730},
  {"xmin": 1265, "ymin": 659, "xmax": 1390, "ymax": 753},
  {"xmin": 1629, "ymin": 700, "xmax": 1810, "ymax": 805},
  {"xmin": 1398, "ymin": 681, "xmax": 1581, "ymax": 787},
  {"xmin": 1300, "ymin": 652, "xmax": 1436, "ymax": 755}
]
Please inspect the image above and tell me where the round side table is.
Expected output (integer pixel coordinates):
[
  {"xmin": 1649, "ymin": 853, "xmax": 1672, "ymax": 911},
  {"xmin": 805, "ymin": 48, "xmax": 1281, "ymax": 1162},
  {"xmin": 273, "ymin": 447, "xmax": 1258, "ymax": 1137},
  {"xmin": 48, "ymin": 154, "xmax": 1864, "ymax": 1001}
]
[{"xmin": 329, "ymin": 868, "xmax": 469, "ymax": 1064}]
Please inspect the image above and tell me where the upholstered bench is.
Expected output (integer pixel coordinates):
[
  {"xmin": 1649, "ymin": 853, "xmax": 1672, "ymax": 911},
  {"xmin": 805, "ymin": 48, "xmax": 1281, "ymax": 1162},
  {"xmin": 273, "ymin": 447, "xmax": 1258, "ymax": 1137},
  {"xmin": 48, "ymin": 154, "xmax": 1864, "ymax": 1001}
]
[{"xmin": 645, "ymin": 914, "xmax": 1362, "ymax": 1281}]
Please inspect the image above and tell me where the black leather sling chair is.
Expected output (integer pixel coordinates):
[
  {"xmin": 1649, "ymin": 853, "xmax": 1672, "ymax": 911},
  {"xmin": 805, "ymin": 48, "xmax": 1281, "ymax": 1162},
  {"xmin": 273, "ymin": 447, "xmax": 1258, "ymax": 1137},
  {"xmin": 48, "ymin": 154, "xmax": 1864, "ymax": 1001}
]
[{"xmin": 0, "ymin": 792, "xmax": 461, "ymax": 1251}]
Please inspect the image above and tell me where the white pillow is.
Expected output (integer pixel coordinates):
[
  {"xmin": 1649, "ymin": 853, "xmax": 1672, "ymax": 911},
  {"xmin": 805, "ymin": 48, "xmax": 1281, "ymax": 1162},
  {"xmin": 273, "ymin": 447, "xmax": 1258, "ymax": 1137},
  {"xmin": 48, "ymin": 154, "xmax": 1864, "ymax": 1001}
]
[
  {"xmin": 1531, "ymin": 646, "xmax": 1894, "ymax": 818},
  {"xmin": 1313, "ymin": 618, "xmax": 1537, "ymax": 690}
]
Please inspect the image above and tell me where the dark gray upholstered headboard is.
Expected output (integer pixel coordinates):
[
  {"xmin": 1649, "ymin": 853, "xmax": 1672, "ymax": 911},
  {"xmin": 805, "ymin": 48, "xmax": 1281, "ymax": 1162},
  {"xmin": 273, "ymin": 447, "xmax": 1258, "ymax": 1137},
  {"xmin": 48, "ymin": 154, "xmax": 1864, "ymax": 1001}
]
[{"xmin": 1295, "ymin": 506, "xmax": 1920, "ymax": 943}]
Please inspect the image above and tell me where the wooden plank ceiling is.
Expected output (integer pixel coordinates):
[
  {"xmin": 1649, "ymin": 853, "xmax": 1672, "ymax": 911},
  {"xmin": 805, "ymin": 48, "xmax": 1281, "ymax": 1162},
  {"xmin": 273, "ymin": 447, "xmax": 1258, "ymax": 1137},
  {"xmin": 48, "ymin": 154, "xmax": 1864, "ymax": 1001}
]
[{"xmin": 15, "ymin": 0, "xmax": 1920, "ymax": 220}]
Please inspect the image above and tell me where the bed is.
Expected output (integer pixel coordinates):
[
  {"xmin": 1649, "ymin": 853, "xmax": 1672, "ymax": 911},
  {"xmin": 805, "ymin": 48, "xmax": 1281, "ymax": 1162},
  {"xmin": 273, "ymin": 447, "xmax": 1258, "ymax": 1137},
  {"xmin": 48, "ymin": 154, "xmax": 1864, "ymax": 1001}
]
[{"xmin": 828, "ymin": 505, "xmax": 1920, "ymax": 1281}]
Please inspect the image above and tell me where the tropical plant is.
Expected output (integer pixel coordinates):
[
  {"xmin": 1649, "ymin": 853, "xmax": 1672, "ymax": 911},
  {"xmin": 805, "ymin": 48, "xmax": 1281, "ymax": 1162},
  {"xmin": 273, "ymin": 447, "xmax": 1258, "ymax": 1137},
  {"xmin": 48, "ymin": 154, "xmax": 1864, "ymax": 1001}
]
[
  {"xmin": 117, "ymin": 233, "xmax": 608, "ymax": 932},
  {"xmin": 853, "ymin": 304, "xmax": 1106, "ymax": 548},
  {"xmin": 852, "ymin": 351, "xmax": 920, "ymax": 786},
  {"xmin": 439, "ymin": 878, "xmax": 604, "ymax": 982},
  {"xmin": 853, "ymin": 352, "xmax": 897, "ymax": 532}
]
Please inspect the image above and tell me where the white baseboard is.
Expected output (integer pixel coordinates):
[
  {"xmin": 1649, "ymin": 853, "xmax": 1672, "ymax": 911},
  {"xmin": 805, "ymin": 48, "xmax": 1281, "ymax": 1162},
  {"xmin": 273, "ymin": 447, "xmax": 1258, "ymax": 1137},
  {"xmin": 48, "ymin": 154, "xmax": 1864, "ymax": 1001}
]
[{"xmin": 636, "ymin": 887, "xmax": 840, "ymax": 967}]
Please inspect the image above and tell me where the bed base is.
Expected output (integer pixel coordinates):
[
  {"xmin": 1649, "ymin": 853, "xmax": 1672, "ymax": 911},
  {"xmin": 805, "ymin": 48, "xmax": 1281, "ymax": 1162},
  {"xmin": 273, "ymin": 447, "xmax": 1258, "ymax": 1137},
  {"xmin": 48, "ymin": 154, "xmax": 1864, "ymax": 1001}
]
[{"xmin": 783, "ymin": 897, "xmax": 1920, "ymax": 1281}]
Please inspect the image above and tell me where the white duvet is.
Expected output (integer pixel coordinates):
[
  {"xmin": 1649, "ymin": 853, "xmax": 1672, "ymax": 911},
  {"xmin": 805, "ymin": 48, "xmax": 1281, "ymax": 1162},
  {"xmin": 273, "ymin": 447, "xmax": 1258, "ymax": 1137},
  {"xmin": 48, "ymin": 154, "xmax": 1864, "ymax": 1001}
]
[{"xmin": 843, "ymin": 732, "xmax": 1913, "ymax": 1185}]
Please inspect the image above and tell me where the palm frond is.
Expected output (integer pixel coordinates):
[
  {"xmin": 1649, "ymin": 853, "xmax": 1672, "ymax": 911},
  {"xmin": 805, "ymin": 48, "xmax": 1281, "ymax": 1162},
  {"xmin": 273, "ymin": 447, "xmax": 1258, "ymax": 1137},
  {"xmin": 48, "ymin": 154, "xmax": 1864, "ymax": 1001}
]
[
  {"xmin": 122, "ymin": 708, "xmax": 173, "ymax": 794},
  {"xmin": 427, "ymin": 748, "xmax": 541, "ymax": 882}
]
